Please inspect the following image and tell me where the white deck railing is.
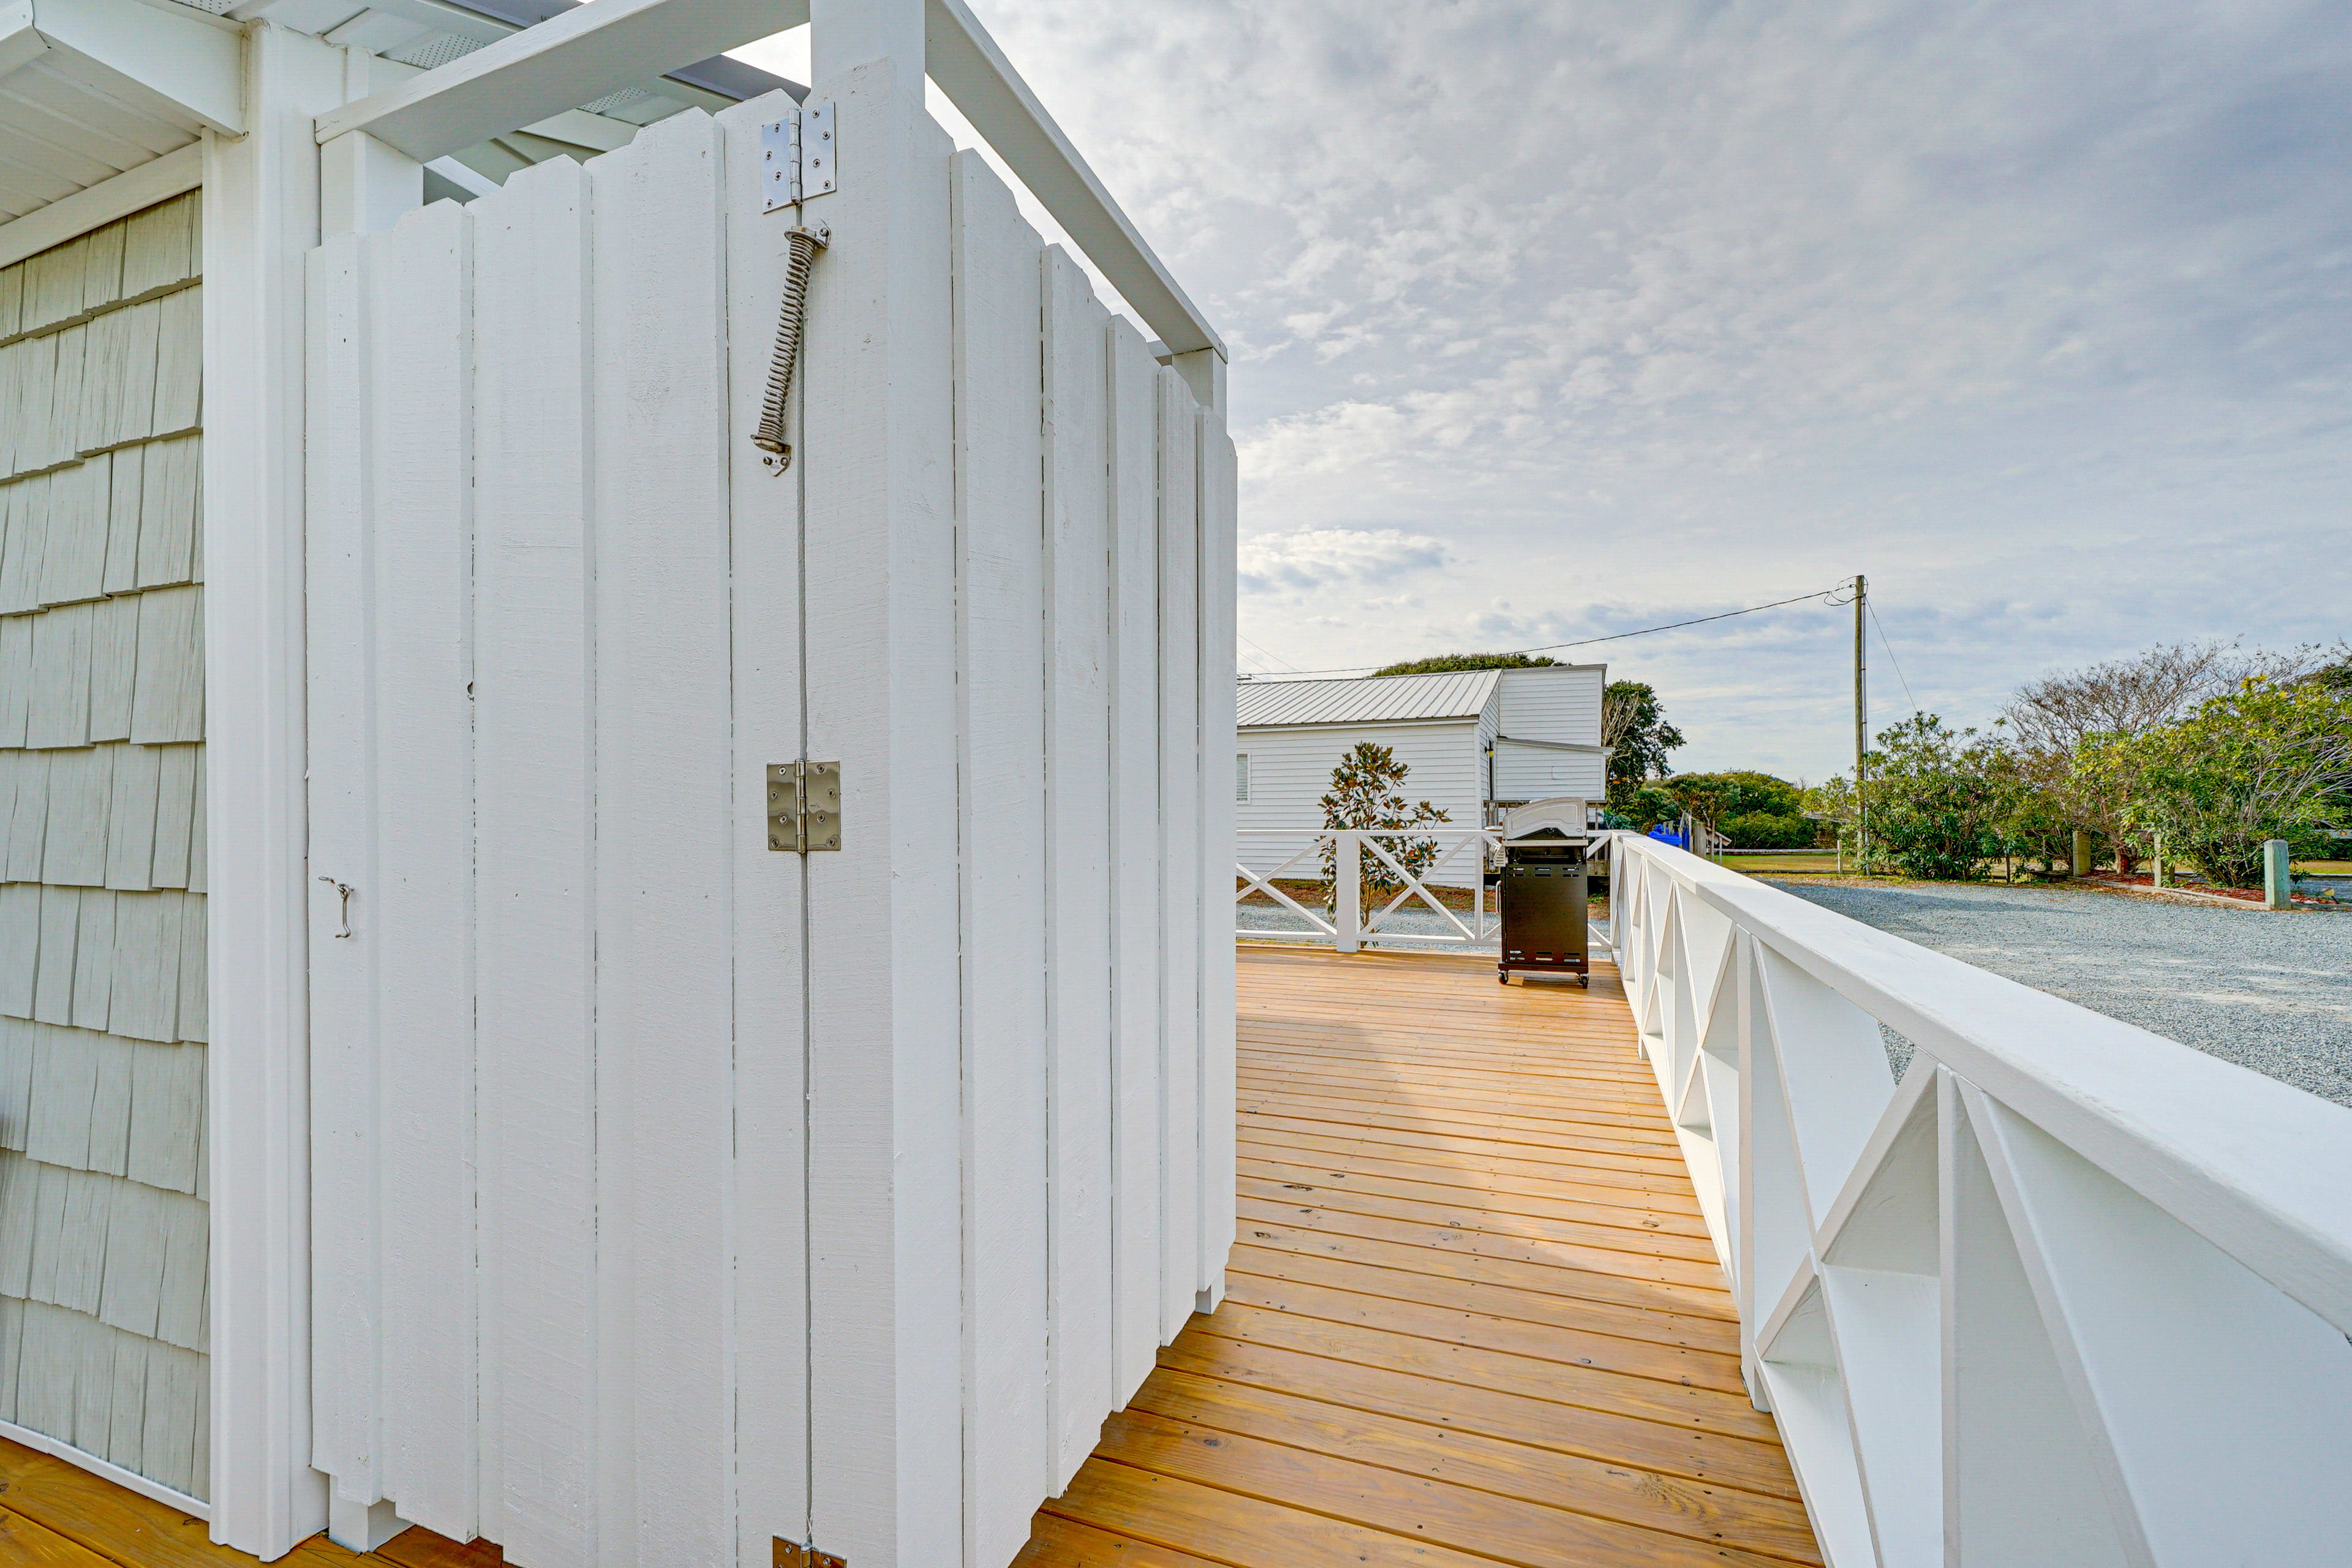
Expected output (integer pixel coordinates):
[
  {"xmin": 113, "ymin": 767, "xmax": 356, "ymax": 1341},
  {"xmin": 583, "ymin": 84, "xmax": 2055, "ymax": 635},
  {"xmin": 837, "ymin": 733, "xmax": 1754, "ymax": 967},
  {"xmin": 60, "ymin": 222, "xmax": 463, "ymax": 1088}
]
[
  {"xmin": 1601, "ymin": 831, "xmax": 2352, "ymax": 1567},
  {"xmin": 1237, "ymin": 828, "xmax": 1512, "ymax": 951}
]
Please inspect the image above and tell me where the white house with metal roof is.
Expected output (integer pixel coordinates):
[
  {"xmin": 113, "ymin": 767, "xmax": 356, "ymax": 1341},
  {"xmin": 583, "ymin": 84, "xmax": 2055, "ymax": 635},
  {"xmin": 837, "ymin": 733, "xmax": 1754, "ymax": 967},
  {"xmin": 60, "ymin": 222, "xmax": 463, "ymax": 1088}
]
[{"xmin": 1236, "ymin": 665, "xmax": 1607, "ymax": 886}]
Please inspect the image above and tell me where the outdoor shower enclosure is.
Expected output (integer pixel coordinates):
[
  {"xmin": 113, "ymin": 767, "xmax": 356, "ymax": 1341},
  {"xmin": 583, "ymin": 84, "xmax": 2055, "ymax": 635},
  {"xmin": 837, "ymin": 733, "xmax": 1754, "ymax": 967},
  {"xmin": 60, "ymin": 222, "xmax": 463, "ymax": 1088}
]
[
  {"xmin": 0, "ymin": 0, "xmax": 1235, "ymax": 1563},
  {"xmin": 301, "ymin": 52, "xmax": 1237, "ymax": 1568}
]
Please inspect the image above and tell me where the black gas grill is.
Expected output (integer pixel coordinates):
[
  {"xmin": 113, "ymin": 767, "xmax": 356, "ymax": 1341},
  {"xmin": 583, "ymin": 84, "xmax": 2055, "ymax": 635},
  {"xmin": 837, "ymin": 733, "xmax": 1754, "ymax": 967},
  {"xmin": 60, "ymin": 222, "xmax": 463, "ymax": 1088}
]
[{"xmin": 1490, "ymin": 797, "xmax": 1591, "ymax": 987}]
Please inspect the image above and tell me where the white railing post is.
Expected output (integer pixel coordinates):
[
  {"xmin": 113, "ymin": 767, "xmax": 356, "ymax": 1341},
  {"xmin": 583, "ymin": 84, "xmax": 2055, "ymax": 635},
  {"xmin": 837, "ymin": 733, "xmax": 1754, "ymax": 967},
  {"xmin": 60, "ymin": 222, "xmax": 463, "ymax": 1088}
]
[{"xmin": 1334, "ymin": 831, "xmax": 1361, "ymax": 954}]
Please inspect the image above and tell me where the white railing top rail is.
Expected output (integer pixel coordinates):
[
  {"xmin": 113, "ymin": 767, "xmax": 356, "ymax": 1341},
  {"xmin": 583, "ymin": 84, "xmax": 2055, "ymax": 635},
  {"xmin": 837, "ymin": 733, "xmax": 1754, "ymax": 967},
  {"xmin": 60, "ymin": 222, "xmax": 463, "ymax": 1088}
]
[{"xmin": 1606, "ymin": 831, "xmax": 2352, "ymax": 1332}]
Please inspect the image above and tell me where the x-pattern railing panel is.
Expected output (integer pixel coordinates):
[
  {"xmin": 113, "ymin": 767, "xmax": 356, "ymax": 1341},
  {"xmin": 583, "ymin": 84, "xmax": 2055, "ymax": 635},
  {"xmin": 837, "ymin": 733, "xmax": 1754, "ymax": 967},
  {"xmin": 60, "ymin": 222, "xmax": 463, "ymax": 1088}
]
[
  {"xmin": 1236, "ymin": 828, "xmax": 1513, "ymax": 952},
  {"xmin": 1596, "ymin": 831, "xmax": 2352, "ymax": 1568}
]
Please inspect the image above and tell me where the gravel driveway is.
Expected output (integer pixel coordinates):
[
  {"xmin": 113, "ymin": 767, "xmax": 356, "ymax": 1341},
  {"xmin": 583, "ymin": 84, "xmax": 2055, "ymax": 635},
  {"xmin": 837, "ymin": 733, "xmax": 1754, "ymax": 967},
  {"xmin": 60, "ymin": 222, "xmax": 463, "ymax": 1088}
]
[{"xmin": 1761, "ymin": 879, "xmax": 2352, "ymax": 1109}]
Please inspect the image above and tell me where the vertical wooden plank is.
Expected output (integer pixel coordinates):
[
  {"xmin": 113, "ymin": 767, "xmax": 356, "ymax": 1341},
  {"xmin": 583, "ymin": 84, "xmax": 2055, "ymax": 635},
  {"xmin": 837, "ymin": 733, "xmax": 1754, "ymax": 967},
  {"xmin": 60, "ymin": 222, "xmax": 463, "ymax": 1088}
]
[
  {"xmin": 1104, "ymin": 320, "xmax": 1164, "ymax": 1396},
  {"xmin": 86, "ymin": 594, "xmax": 139, "ymax": 743},
  {"xmin": 128, "ymin": 585, "xmax": 202, "ymax": 744},
  {"xmin": 361, "ymin": 198, "xmax": 477, "ymax": 1541},
  {"xmin": 9, "ymin": 342, "xmax": 56, "ymax": 484},
  {"xmin": 1194, "ymin": 413, "xmax": 1238, "ymax": 1302},
  {"xmin": 37, "ymin": 459, "xmax": 106, "ymax": 606},
  {"xmin": 70, "ymin": 886, "xmax": 114, "ymax": 1032},
  {"xmin": 946, "ymin": 149, "xmax": 1051, "ymax": 1565},
  {"xmin": 468, "ymin": 150, "xmax": 599, "ymax": 1568},
  {"xmin": 28, "ymin": 601, "xmax": 92, "ymax": 748},
  {"xmin": 0, "ymin": 612, "xmax": 32, "ymax": 744},
  {"xmin": 0, "ymin": 475, "xmax": 45, "ymax": 614},
  {"xmin": 45, "ymin": 326, "xmax": 86, "ymax": 472},
  {"xmin": 108, "ymin": 300, "xmax": 162, "ymax": 451},
  {"xmin": 1040, "ymin": 245, "xmax": 1115, "ymax": 1489},
  {"xmin": 1154, "ymin": 373, "xmax": 1200, "ymax": 1341},
  {"xmin": 86, "ymin": 1032, "xmax": 132, "ymax": 1174},
  {"xmin": 32, "ymin": 888, "xmax": 78, "ymax": 1027},
  {"xmin": 798, "ymin": 55, "xmax": 962, "ymax": 1568},
  {"xmin": 148, "ymin": 288, "xmax": 200, "ymax": 439},
  {"xmin": 41, "ymin": 742, "xmax": 111, "ymax": 886},
  {"xmin": 149, "ymin": 744, "xmax": 195, "ymax": 888},
  {"xmin": 100, "ymin": 445, "xmax": 143, "ymax": 596},
  {"xmin": 6, "ymin": 750, "xmax": 48, "ymax": 881},
  {"xmin": 0, "ymin": 884, "xmax": 37, "ymax": 1015},
  {"xmin": 104, "ymin": 740, "xmax": 159, "ymax": 890},
  {"xmin": 715, "ymin": 92, "xmax": 813, "ymax": 1568},
  {"xmin": 77, "ymin": 305, "xmax": 127, "ymax": 456},
  {"xmin": 26, "ymin": 1022, "xmax": 96, "ymax": 1167},
  {"xmin": 127, "ymin": 1039, "xmax": 202, "ymax": 1193},
  {"xmin": 0, "ymin": 1020, "xmax": 32, "ymax": 1148},
  {"xmin": 80, "ymin": 222, "xmax": 125, "ymax": 313},
  {"xmin": 586, "ymin": 108, "xmax": 735, "ymax": 1568},
  {"xmin": 301, "ymin": 228, "xmax": 382, "ymax": 1511},
  {"xmin": 137, "ymin": 435, "xmax": 200, "ymax": 589},
  {"xmin": 106, "ymin": 894, "xmax": 171, "ymax": 1042}
]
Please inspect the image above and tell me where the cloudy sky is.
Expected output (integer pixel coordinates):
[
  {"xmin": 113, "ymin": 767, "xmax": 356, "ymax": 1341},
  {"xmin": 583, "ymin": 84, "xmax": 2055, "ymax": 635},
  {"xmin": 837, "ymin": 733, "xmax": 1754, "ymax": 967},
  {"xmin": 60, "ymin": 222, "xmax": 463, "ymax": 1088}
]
[{"xmin": 740, "ymin": 1, "xmax": 2352, "ymax": 782}]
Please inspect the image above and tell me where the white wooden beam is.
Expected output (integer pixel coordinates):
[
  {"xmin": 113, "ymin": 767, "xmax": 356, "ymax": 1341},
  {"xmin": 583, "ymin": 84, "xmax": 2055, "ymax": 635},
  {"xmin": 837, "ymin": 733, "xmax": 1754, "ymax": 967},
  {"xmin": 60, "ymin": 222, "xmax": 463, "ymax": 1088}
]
[
  {"xmin": 8, "ymin": 0, "xmax": 245, "ymax": 135},
  {"xmin": 925, "ymin": 0, "xmax": 1223, "ymax": 361},
  {"xmin": 0, "ymin": 143, "xmax": 201, "ymax": 269},
  {"xmin": 202, "ymin": 22, "xmax": 347, "ymax": 1557},
  {"xmin": 312, "ymin": 0, "xmax": 810, "ymax": 162}
]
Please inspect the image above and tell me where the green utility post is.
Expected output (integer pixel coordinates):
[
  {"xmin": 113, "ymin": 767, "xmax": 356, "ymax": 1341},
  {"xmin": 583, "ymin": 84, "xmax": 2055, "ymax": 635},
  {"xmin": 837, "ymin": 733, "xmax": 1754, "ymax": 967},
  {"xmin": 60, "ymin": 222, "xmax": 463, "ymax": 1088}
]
[
  {"xmin": 2071, "ymin": 829, "xmax": 2091, "ymax": 879},
  {"xmin": 2152, "ymin": 832, "xmax": 2166, "ymax": 889},
  {"xmin": 2263, "ymin": 839, "xmax": 2292, "ymax": 910}
]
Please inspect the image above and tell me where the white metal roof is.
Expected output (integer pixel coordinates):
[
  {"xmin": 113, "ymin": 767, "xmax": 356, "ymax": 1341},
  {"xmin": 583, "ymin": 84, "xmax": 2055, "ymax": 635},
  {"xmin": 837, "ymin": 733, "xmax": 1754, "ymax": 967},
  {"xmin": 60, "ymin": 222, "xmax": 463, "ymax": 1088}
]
[{"xmin": 1236, "ymin": 670, "xmax": 1501, "ymax": 729}]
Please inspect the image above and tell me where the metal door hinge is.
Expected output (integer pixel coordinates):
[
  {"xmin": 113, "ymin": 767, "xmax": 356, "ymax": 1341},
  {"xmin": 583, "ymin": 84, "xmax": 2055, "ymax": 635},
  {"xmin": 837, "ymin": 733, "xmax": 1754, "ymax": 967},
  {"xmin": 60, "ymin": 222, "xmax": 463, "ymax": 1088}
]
[
  {"xmin": 761, "ymin": 100, "xmax": 837, "ymax": 213},
  {"xmin": 767, "ymin": 760, "xmax": 842, "ymax": 852},
  {"xmin": 774, "ymin": 1540, "xmax": 845, "ymax": 1568}
]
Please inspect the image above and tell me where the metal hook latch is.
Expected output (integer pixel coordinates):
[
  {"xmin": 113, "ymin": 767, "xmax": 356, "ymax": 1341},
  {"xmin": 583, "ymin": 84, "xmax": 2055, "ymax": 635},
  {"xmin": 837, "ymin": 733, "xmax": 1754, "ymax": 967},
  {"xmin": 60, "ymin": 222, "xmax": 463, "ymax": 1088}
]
[{"xmin": 318, "ymin": 876, "xmax": 355, "ymax": 938}]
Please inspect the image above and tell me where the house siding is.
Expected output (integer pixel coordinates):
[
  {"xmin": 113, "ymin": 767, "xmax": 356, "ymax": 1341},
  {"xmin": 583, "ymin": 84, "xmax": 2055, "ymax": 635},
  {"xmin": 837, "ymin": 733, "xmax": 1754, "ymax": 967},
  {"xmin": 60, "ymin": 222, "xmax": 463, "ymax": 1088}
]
[
  {"xmin": 1237, "ymin": 718, "xmax": 1484, "ymax": 887},
  {"xmin": 1493, "ymin": 665, "xmax": 1607, "ymax": 802},
  {"xmin": 0, "ymin": 192, "xmax": 206, "ymax": 1501}
]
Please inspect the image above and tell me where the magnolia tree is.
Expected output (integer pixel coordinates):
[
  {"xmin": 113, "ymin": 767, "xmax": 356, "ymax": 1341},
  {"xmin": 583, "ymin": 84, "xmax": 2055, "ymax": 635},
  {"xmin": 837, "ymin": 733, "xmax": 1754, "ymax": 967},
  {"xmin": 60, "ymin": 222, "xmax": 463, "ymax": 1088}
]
[{"xmin": 1319, "ymin": 743, "xmax": 1450, "ymax": 913}]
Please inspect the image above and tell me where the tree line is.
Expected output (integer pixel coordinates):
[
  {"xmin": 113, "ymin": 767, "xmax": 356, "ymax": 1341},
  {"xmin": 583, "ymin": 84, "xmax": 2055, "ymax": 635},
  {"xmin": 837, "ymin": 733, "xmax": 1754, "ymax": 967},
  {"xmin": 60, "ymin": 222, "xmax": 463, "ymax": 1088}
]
[
  {"xmin": 1812, "ymin": 643, "xmax": 2350, "ymax": 886},
  {"xmin": 1600, "ymin": 643, "xmax": 2351, "ymax": 888}
]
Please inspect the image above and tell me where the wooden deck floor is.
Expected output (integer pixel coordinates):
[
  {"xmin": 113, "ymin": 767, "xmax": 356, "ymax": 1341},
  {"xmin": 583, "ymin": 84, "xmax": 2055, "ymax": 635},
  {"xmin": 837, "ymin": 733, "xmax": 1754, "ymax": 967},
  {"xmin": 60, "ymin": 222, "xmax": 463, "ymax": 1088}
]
[
  {"xmin": 0, "ymin": 1436, "xmax": 501, "ymax": 1568},
  {"xmin": 1020, "ymin": 944, "xmax": 1822, "ymax": 1568},
  {"xmin": 0, "ymin": 944, "xmax": 1813, "ymax": 1568}
]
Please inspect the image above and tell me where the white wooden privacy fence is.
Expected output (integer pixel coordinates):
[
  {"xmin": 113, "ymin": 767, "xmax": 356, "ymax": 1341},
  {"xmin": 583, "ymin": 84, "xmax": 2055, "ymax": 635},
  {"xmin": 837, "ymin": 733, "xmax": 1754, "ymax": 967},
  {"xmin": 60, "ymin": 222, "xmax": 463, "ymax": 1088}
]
[
  {"xmin": 304, "ymin": 67, "xmax": 1235, "ymax": 1568},
  {"xmin": 1604, "ymin": 832, "xmax": 2352, "ymax": 1568},
  {"xmin": 1236, "ymin": 828, "xmax": 1509, "ymax": 951}
]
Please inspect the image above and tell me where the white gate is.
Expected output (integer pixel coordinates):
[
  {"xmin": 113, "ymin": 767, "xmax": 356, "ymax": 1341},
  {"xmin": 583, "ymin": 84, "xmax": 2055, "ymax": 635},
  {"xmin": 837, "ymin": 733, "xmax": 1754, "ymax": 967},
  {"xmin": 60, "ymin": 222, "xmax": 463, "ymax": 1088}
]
[{"xmin": 304, "ymin": 67, "xmax": 1234, "ymax": 1568}]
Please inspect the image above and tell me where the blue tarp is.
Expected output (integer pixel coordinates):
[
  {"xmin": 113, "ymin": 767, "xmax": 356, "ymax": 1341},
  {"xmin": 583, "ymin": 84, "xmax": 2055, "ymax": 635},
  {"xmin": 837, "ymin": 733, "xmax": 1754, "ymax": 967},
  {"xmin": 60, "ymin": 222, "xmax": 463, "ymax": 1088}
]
[{"xmin": 1647, "ymin": 826, "xmax": 1686, "ymax": 848}]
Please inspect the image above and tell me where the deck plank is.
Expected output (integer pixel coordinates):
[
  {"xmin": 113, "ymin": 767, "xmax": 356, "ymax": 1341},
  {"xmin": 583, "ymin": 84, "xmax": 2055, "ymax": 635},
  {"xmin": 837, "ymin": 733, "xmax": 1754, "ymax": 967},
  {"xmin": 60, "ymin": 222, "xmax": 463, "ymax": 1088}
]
[{"xmin": 1027, "ymin": 946, "xmax": 1820, "ymax": 1566}]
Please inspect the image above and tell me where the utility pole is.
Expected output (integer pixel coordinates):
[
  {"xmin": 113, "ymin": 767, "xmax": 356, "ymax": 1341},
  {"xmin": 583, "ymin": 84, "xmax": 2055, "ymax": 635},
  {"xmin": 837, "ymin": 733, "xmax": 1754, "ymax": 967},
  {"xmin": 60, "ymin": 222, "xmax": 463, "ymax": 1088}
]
[{"xmin": 1853, "ymin": 574, "xmax": 1868, "ymax": 875}]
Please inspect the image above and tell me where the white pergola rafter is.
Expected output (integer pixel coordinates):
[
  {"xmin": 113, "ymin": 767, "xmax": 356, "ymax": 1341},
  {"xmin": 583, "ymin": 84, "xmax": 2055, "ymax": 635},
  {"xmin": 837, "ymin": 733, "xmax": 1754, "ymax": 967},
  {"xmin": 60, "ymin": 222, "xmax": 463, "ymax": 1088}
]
[
  {"xmin": 309, "ymin": 0, "xmax": 1226, "ymax": 365},
  {"xmin": 0, "ymin": 0, "xmax": 244, "ymax": 135}
]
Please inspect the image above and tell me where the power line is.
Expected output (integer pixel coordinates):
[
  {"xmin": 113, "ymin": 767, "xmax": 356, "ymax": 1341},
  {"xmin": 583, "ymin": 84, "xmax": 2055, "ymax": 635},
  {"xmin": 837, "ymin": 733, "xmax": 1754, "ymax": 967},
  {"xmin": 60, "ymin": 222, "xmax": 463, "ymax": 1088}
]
[
  {"xmin": 1237, "ymin": 583, "xmax": 1851, "ymax": 680},
  {"xmin": 1868, "ymin": 602, "xmax": 1919, "ymax": 715},
  {"xmin": 1237, "ymin": 632, "xmax": 1300, "ymax": 673}
]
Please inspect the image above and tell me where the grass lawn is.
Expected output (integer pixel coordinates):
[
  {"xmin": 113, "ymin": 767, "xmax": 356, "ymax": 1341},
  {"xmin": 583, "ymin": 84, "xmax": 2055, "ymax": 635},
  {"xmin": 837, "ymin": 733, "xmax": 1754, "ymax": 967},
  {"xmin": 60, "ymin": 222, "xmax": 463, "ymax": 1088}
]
[{"xmin": 1713, "ymin": 851, "xmax": 1843, "ymax": 873}]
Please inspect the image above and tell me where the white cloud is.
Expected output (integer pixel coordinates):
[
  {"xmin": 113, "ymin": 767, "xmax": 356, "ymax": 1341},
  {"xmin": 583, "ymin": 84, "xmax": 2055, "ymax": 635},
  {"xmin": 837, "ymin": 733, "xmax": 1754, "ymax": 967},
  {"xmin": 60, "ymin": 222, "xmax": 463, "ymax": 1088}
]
[
  {"xmin": 742, "ymin": 1, "xmax": 2352, "ymax": 779},
  {"xmin": 1238, "ymin": 528, "xmax": 1449, "ymax": 594}
]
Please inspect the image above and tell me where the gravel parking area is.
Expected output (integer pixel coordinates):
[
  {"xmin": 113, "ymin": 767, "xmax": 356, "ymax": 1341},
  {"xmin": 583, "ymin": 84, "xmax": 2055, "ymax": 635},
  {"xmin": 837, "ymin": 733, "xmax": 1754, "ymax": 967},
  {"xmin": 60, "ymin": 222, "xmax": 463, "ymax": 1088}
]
[{"xmin": 1761, "ymin": 879, "xmax": 2352, "ymax": 1109}]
